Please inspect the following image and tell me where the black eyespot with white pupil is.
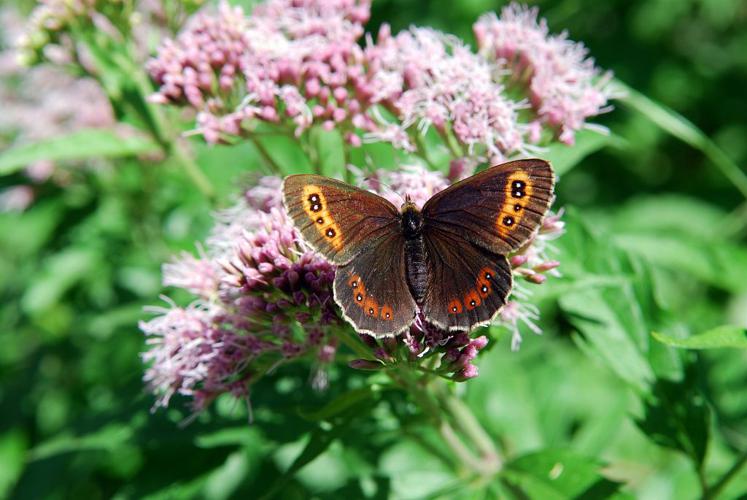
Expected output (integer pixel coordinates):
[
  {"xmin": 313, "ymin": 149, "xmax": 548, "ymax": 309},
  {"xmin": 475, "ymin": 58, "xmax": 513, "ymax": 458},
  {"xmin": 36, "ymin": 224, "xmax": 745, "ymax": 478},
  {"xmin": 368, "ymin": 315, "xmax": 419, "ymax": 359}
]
[
  {"xmin": 503, "ymin": 216, "xmax": 515, "ymax": 227},
  {"xmin": 368, "ymin": 308, "xmax": 374, "ymax": 314},
  {"xmin": 470, "ymin": 300, "xmax": 476, "ymax": 306},
  {"xmin": 511, "ymin": 180, "xmax": 526, "ymax": 198},
  {"xmin": 481, "ymin": 285, "xmax": 488, "ymax": 293},
  {"xmin": 485, "ymin": 272, "xmax": 492, "ymax": 280},
  {"xmin": 308, "ymin": 194, "xmax": 320, "ymax": 203},
  {"xmin": 311, "ymin": 204, "xmax": 322, "ymax": 212},
  {"xmin": 385, "ymin": 312, "xmax": 391, "ymax": 318},
  {"xmin": 326, "ymin": 228, "xmax": 336, "ymax": 238},
  {"xmin": 452, "ymin": 306, "xmax": 458, "ymax": 312},
  {"xmin": 351, "ymin": 281, "xmax": 358, "ymax": 288},
  {"xmin": 356, "ymin": 294, "xmax": 363, "ymax": 301},
  {"xmin": 514, "ymin": 204, "xmax": 522, "ymax": 212},
  {"xmin": 316, "ymin": 217, "xmax": 324, "ymax": 224}
]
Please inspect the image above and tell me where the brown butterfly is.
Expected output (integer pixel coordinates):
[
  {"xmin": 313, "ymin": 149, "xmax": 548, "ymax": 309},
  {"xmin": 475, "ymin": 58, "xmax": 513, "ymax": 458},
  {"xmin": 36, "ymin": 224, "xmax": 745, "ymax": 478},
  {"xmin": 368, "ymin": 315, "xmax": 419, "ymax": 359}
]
[{"xmin": 282, "ymin": 159, "xmax": 555, "ymax": 337}]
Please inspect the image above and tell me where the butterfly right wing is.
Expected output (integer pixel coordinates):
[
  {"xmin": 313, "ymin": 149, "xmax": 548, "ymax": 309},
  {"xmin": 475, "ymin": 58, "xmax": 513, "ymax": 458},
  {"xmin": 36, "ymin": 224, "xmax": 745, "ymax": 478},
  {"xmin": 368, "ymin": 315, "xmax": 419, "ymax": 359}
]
[
  {"xmin": 421, "ymin": 225, "xmax": 512, "ymax": 331},
  {"xmin": 333, "ymin": 230, "xmax": 417, "ymax": 336}
]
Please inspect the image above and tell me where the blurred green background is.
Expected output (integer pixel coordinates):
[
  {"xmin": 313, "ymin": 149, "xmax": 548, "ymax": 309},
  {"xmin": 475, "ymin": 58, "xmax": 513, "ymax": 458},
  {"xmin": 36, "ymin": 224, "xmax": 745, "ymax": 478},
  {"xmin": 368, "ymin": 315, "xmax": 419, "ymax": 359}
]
[{"xmin": 1, "ymin": 0, "xmax": 746, "ymax": 498}]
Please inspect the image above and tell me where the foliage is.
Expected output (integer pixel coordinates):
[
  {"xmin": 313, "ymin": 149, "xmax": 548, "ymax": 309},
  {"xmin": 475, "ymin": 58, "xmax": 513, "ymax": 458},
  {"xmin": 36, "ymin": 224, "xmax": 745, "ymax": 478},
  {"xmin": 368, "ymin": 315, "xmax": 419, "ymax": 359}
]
[{"xmin": 1, "ymin": 0, "xmax": 747, "ymax": 499}]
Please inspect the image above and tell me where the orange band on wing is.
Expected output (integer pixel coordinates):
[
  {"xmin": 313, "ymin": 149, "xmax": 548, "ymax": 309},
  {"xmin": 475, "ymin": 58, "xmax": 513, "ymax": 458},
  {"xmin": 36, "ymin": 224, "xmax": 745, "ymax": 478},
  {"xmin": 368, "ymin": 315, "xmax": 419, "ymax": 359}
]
[
  {"xmin": 496, "ymin": 172, "xmax": 534, "ymax": 237},
  {"xmin": 302, "ymin": 185, "xmax": 344, "ymax": 251}
]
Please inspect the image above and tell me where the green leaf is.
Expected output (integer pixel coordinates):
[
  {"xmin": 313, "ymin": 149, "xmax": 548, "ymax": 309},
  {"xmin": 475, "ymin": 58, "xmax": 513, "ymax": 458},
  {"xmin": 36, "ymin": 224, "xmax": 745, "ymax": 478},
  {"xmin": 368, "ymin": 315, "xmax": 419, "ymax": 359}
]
[
  {"xmin": 297, "ymin": 387, "xmax": 378, "ymax": 421},
  {"xmin": 27, "ymin": 423, "xmax": 134, "ymax": 461},
  {"xmin": 617, "ymin": 80, "xmax": 747, "ymax": 199},
  {"xmin": 653, "ymin": 326, "xmax": 747, "ymax": 350},
  {"xmin": 636, "ymin": 369, "xmax": 710, "ymax": 466},
  {"xmin": 546, "ymin": 129, "xmax": 616, "ymax": 176},
  {"xmin": 0, "ymin": 129, "xmax": 160, "ymax": 175},
  {"xmin": 0, "ymin": 431, "xmax": 27, "ymax": 498},
  {"xmin": 502, "ymin": 449, "xmax": 624, "ymax": 499}
]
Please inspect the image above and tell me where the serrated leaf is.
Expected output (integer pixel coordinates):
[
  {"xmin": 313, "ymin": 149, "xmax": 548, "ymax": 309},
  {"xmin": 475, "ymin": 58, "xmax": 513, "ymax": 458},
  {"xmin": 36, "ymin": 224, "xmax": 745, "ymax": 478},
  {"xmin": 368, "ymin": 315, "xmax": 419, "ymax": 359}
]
[
  {"xmin": 0, "ymin": 129, "xmax": 160, "ymax": 175},
  {"xmin": 502, "ymin": 448, "xmax": 623, "ymax": 499},
  {"xmin": 653, "ymin": 326, "xmax": 747, "ymax": 350},
  {"xmin": 636, "ymin": 369, "xmax": 710, "ymax": 466}
]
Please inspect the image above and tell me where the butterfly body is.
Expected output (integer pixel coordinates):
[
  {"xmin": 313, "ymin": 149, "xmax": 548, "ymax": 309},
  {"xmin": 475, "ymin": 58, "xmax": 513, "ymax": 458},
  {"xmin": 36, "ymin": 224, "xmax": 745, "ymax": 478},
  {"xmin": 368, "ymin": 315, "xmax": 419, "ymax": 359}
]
[
  {"xmin": 282, "ymin": 159, "xmax": 555, "ymax": 337},
  {"xmin": 400, "ymin": 202, "xmax": 430, "ymax": 305}
]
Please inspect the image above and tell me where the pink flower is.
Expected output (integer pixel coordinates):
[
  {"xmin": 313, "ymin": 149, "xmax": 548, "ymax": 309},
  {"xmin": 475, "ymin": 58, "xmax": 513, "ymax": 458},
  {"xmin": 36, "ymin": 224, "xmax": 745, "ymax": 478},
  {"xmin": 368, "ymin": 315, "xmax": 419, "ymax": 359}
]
[
  {"xmin": 474, "ymin": 3, "xmax": 615, "ymax": 144},
  {"xmin": 363, "ymin": 27, "xmax": 529, "ymax": 161},
  {"xmin": 147, "ymin": 0, "xmax": 377, "ymax": 144},
  {"xmin": 141, "ymin": 178, "xmax": 340, "ymax": 411}
]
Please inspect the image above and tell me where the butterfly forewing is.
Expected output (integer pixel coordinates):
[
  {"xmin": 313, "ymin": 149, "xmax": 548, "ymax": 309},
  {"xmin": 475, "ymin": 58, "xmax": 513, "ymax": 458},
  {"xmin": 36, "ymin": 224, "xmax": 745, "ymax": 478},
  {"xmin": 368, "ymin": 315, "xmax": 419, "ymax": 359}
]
[
  {"xmin": 422, "ymin": 159, "xmax": 554, "ymax": 255},
  {"xmin": 421, "ymin": 226, "xmax": 512, "ymax": 331},
  {"xmin": 283, "ymin": 175, "xmax": 401, "ymax": 265},
  {"xmin": 334, "ymin": 232, "xmax": 417, "ymax": 336}
]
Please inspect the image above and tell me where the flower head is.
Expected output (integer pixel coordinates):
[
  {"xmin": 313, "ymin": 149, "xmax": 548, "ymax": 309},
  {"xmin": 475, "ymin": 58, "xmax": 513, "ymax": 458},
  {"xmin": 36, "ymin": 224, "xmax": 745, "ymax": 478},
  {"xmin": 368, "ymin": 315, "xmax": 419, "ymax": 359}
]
[
  {"xmin": 364, "ymin": 27, "xmax": 529, "ymax": 161},
  {"xmin": 141, "ymin": 177, "xmax": 340, "ymax": 411},
  {"xmin": 474, "ymin": 3, "xmax": 615, "ymax": 144}
]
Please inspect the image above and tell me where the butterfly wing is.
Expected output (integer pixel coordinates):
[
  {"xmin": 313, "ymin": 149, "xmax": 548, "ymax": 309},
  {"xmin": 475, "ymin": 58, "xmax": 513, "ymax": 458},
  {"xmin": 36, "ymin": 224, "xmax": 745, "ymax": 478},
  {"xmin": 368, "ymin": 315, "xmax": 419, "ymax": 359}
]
[
  {"xmin": 283, "ymin": 175, "xmax": 401, "ymax": 265},
  {"xmin": 283, "ymin": 174, "xmax": 415, "ymax": 336},
  {"xmin": 422, "ymin": 159, "xmax": 555, "ymax": 254},
  {"xmin": 421, "ymin": 225, "xmax": 512, "ymax": 331},
  {"xmin": 334, "ymin": 231, "xmax": 417, "ymax": 336}
]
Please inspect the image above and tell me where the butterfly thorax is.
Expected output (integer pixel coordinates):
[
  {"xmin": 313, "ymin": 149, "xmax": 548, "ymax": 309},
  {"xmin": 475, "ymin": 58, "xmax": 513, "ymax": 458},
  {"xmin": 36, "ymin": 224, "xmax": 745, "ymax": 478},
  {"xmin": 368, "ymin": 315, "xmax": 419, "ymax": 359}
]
[
  {"xmin": 401, "ymin": 202, "xmax": 428, "ymax": 305},
  {"xmin": 400, "ymin": 202, "xmax": 423, "ymax": 239}
]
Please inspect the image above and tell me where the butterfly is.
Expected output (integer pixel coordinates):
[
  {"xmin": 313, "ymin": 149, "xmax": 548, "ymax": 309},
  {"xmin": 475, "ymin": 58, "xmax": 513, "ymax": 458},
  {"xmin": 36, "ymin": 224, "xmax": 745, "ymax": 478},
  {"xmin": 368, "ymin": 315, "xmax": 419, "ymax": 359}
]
[{"xmin": 282, "ymin": 159, "xmax": 555, "ymax": 337}]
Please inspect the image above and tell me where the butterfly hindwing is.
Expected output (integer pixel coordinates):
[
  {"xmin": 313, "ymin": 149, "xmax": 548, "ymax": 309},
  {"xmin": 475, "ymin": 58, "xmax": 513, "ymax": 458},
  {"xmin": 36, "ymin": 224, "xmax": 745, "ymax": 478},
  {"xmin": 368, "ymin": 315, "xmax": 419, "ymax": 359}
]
[
  {"xmin": 421, "ymin": 225, "xmax": 512, "ymax": 331},
  {"xmin": 422, "ymin": 159, "xmax": 554, "ymax": 255},
  {"xmin": 333, "ymin": 231, "xmax": 417, "ymax": 336},
  {"xmin": 282, "ymin": 175, "xmax": 401, "ymax": 265}
]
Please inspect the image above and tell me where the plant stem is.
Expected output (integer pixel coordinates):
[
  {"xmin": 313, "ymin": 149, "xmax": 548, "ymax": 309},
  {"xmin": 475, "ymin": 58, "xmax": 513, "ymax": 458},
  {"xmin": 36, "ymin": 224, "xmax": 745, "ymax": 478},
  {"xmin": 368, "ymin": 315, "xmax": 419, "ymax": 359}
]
[
  {"xmin": 249, "ymin": 135, "xmax": 283, "ymax": 174},
  {"xmin": 170, "ymin": 140, "xmax": 216, "ymax": 200},
  {"xmin": 706, "ymin": 449, "xmax": 747, "ymax": 499},
  {"xmin": 436, "ymin": 383, "xmax": 502, "ymax": 472},
  {"xmin": 389, "ymin": 363, "xmax": 502, "ymax": 479}
]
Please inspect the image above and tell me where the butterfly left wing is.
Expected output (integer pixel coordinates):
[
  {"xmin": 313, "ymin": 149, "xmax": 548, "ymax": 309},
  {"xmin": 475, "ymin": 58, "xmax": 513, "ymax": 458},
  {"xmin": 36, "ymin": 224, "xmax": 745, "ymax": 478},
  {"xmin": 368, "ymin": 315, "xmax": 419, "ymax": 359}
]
[
  {"xmin": 283, "ymin": 175, "xmax": 401, "ymax": 265},
  {"xmin": 421, "ymin": 225, "xmax": 512, "ymax": 331},
  {"xmin": 333, "ymin": 230, "xmax": 417, "ymax": 336},
  {"xmin": 422, "ymin": 159, "xmax": 555, "ymax": 255}
]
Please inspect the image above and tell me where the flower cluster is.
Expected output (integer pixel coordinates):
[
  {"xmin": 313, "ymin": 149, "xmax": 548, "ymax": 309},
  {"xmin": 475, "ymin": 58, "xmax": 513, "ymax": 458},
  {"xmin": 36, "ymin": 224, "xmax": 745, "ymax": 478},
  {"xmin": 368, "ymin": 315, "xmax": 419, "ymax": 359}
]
[
  {"xmin": 141, "ymin": 182, "xmax": 340, "ymax": 410},
  {"xmin": 474, "ymin": 4, "xmax": 615, "ymax": 144},
  {"xmin": 363, "ymin": 26, "xmax": 529, "ymax": 162},
  {"xmin": 147, "ymin": 0, "xmax": 378, "ymax": 144},
  {"xmin": 146, "ymin": 1, "xmax": 613, "ymax": 155},
  {"xmin": 141, "ymin": 165, "xmax": 564, "ymax": 408}
]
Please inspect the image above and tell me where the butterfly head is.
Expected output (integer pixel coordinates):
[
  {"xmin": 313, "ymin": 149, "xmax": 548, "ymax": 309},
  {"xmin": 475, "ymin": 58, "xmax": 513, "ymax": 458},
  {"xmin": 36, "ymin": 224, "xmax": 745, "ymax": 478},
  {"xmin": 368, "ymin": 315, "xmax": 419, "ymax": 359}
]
[{"xmin": 400, "ymin": 198, "xmax": 423, "ymax": 239}]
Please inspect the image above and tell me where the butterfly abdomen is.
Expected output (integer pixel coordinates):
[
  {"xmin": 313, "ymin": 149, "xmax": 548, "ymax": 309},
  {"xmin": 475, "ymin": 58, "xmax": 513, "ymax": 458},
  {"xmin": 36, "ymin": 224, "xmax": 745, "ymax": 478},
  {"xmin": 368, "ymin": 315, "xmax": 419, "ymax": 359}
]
[{"xmin": 401, "ymin": 204, "xmax": 428, "ymax": 305}]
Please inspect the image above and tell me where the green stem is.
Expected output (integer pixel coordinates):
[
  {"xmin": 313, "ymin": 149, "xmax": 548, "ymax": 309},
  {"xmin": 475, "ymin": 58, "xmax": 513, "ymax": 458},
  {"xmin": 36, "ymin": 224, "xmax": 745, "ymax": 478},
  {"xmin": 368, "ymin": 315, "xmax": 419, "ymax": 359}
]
[
  {"xmin": 436, "ymin": 382, "xmax": 502, "ymax": 473},
  {"xmin": 249, "ymin": 135, "xmax": 283, "ymax": 174},
  {"xmin": 706, "ymin": 449, "xmax": 747, "ymax": 499},
  {"xmin": 390, "ymin": 365, "xmax": 501, "ymax": 479},
  {"xmin": 618, "ymin": 81, "xmax": 747, "ymax": 200},
  {"xmin": 170, "ymin": 140, "xmax": 216, "ymax": 200},
  {"xmin": 438, "ymin": 125, "xmax": 465, "ymax": 160},
  {"xmin": 414, "ymin": 133, "xmax": 439, "ymax": 171}
]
